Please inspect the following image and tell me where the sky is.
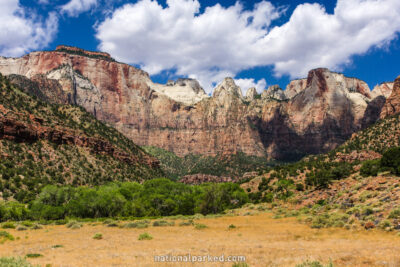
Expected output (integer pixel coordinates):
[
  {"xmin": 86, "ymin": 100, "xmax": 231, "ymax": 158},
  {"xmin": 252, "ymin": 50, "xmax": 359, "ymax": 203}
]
[{"xmin": 1, "ymin": 0, "xmax": 400, "ymax": 94}]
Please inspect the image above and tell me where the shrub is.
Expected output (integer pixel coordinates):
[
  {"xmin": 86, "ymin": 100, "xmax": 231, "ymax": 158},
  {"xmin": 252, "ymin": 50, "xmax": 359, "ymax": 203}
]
[
  {"xmin": 179, "ymin": 220, "xmax": 193, "ymax": 226},
  {"xmin": 381, "ymin": 147, "xmax": 400, "ymax": 175},
  {"xmin": 153, "ymin": 220, "xmax": 174, "ymax": 227},
  {"xmin": 0, "ymin": 257, "xmax": 35, "ymax": 267},
  {"xmin": 194, "ymin": 223, "xmax": 207, "ymax": 230},
  {"xmin": 296, "ymin": 260, "xmax": 334, "ymax": 267},
  {"xmin": 16, "ymin": 225, "xmax": 27, "ymax": 231},
  {"xmin": 360, "ymin": 159, "xmax": 381, "ymax": 177},
  {"xmin": 93, "ymin": 233, "xmax": 103, "ymax": 240},
  {"xmin": 388, "ymin": 207, "xmax": 400, "ymax": 219},
  {"xmin": 122, "ymin": 222, "xmax": 148, "ymax": 229},
  {"xmin": 0, "ymin": 231, "xmax": 15, "ymax": 242},
  {"xmin": 228, "ymin": 224, "xmax": 236, "ymax": 229},
  {"xmin": 1, "ymin": 222, "xmax": 16, "ymax": 229},
  {"xmin": 25, "ymin": 254, "xmax": 43, "ymax": 258},
  {"xmin": 138, "ymin": 233, "xmax": 153, "ymax": 240}
]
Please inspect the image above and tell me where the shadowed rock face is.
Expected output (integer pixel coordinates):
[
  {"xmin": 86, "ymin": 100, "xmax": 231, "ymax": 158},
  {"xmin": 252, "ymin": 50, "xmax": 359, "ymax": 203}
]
[{"xmin": 0, "ymin": 49, "xmax": 395, "ymax": 160}]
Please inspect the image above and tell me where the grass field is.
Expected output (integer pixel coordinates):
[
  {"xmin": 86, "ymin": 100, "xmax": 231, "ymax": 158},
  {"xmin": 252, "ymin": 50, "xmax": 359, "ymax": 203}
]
[{"xmin": 1, "ymin": 208, "xmax": 399, "ymax": 267}]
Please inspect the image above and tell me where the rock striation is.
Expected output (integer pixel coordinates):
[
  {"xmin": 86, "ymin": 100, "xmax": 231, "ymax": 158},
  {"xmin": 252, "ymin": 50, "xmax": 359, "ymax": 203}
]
[
  {"xmin": 0, "ymin": 48, "xmax": 398, "ymax": 160},
  {"xmin": 380, "ymin": 75, "xmax": 400, "ymax": 119}
]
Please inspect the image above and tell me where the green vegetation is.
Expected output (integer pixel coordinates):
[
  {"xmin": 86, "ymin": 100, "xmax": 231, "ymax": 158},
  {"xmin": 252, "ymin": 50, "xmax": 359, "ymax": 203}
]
[
  {"xmin": 194, "ymin": 223, "xmax": 207, "ymax": 229},
  {"xmin": 138, "ymin": 232, "xmax": 153, "ymax": 240},
  {"xmin": 0, "ymin": 231, "xmax": 14, "ymax": 243},
  {"xmin": 360, "ymin": 147, "xmax": 400, "ymax": 177},
  {"xmin": 56, "ymin": 48, "xmax": 115, "ymax": 62},
  {"xmin": 93, "ymin": 233, "xmax": 103, "ymax": 240},
  {"xmin": 143, "ymin": 146, "xmax": 272, "ymax": 180},
  {"xmin": 25, "ymin": 254, "xmax": 43, "ymax": 258},
  {"xmin": 0, "ymin": 178, "xmax": 247, "ymax": 221},
  {"xmin": 0, "ymin": 257, "xmax": 36, "ymax": 267},
  {"xmin": 296, "ymin": 260, "xmax": 334, "ymax": 267},
  {"xmin": 0, "ymin": 73, "xmax": 162, "ymax": 202}
]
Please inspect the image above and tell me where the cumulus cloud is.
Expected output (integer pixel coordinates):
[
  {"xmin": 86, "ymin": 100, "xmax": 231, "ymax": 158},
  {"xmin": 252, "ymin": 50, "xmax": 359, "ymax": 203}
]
[
  {"xmin": 0, "ymin": 0, "xmax": 58, "ymax": 57},
  {"xmin": 96, "ymin": 0, "xmax": 400, "ymax": 92},
  {"xmin": 235, "ymin": 78, "xmax": 267, "ymax": 94},
  {"xmin": 61, "ymin": 0, "xmax": 97, "ymax": 17}
]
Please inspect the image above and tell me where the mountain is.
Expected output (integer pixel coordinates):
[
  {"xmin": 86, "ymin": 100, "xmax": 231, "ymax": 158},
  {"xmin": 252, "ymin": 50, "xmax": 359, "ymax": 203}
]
[
  {"xmin": 0, "ymin": 46, "xmax": 396, "ymax": 161},
  {"xmin": 0, "ymin": 73, "xmax": 162, "ymax": 202}
]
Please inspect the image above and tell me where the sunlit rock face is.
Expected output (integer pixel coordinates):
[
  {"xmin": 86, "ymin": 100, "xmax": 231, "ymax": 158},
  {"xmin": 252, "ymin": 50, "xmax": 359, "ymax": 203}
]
[
  {"xmin": 0, "ymin": 48, "xmax": 393, "ymax": 160},
  {"xmin": 380, "ymin": 76, "xmax": 400, "ymax": 119}
]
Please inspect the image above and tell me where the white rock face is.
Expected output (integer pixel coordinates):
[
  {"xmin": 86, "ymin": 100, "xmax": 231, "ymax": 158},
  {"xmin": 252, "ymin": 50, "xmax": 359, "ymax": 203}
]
[
  {"xmin": 261, "ymin": 85, "xmax": 287, "ymax": 100},
  {"xmin": 213, "ymin": 77, "xmax": 243, "ymax": 99},
  {"xmin": 371, "ymin": 82, "xmax": 394, "ymax": 98},
  {"xmin": 245, "ymin": 87, "xmax": 258, "ymax": 100},
  {"xmin": 148, "ymin": 78, "xmax": 208, "ymax": 105},
  {"xmin": 285, "ymin": 79, "xmax": 307, "ymax": 99}
]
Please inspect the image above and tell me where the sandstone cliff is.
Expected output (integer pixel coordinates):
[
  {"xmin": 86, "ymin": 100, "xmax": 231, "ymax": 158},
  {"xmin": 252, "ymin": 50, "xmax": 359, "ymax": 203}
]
[
  {"xmin": 0, "ymin": 47, "xmax": 395, "ymax": 160},
  {"xmin": 380, "ymin": 75, "xmax": 400, "ymax": 119}
]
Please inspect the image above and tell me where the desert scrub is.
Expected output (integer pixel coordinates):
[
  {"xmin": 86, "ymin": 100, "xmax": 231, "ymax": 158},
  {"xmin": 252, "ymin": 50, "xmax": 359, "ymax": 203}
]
[
  {"xmin": 66, "ymin": 221, "xmax": 82, "ymax": 229},
  {"xmin": 153, "ymin": 220, "xmax": 174, "ymax": 227},
  {"xmin": 296, "ymin": 260, "xmax": 334, "ymax": 267},
  {"xmin": 52, "ymin": 245, "xmax": 63, "ymax": 248},
  {"xmin": 388, "ymin": 207, "xmax": 400, "ymax": 219},
  {"xmin": 0, "ymin": 257, "xmax": 36, "ymax": 267},
  {"xmin": 0, "ymin": 231, "xmax": 15, "ymax": 243},
  {"xmin": 25, "ymin": 253, "xmax": 43, "ymax": 258},
  {"xmin": 122, "ymin": 222, "xmax": 148, "ymax": 229},
  {"xmin": 93, "ymin": 233, "xmax": 103, "ymax": 240},
  {"xmin": 138, "ymin": 232, "xmax": 153, "ymax": 240},
  {"xmin": 1, "ymin": 222, "xmax": 16, "ymax": 229},
  {"xmin": 16, "ymin": 225, "xmax": 27, "ymax": 231},
  {"xmin": 194, "ymin": 223, "xmax": 207, "ymax": 230},
  {"xmin": 179, "ymin": 220, "xmax": 193, "ymax": 226},
  {"xmin": 31, "ymin": 223, "xmax": 43, "ymax": 230},
  {"xmin": 232, "ymin": 263, "xmax": 248, "ymax": 267},
  {"xmin": 228, "ymin": 224, "xmax": 236, "ymax": 229}
]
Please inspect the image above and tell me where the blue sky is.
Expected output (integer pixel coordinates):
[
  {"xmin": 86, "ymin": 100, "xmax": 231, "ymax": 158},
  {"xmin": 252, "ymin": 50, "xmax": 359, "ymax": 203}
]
[{"xmin": 1, "ymin": 0, "xmax": 400, "ymax": 93}]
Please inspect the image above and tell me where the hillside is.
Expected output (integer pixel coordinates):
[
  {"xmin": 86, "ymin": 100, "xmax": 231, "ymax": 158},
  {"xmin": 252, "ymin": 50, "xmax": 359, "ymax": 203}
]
[
  {"xmin": 0, "ymin": 73, "xmax": 162, "ymax": 202},
  {"xmin": 143, "ymin": 146, "xmax": 273, "ymax": 181},
  {"xmin": 241, "ymin": 108, "xmax": 400, "ymax": 231}
]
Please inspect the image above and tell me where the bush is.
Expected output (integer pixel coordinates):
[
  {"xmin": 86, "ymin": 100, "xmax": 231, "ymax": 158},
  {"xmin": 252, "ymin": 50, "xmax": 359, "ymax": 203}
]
[
  {"xmin": 0, "ymin": 257, "xmax": 35, "ymax": 267},
  {"xmin": 122, "ymin": 222, "xmax": 148, "ymax": 229},
  {"xmin": 228, "ymin": 224, "xmax": 236, "ymax": 229},
  {"xmin": 0, "ymin": 231, "xmax": 15, "ymax": 242},
  {"xmin": 1, "ymin": 222, "xmax": 16, "ymax": 229},
  {"xmin": 25, "ymin": 254, "xmax": 43, "ymax": 258},
  {"xmin": 296, "ymin": 260, "xmax": 334, "ymax": 267},
  {"xmin": 153, "ymin": 220, "xmax": 174, "ymax": 227},
  {"xmin": 194, "ymin": 223, "xmax": 207, "ymax": 230},
  {"xmin": 16, "ymin": 225, "xmax": 27, "ymax": 231},
  {"xmin": 93, "ymin": 233, "xmax": 103, "ymax": 240},
  {"xmin": 381, "ymin": 147, "xmax": 400, "ymax": 175},
  {"xmin": 360, "ymin": 159, "xmax": 381, "ymax": 177},
  {"xmin": 138, "ymin": 232, "xmax": 153, "ymax": 240}
]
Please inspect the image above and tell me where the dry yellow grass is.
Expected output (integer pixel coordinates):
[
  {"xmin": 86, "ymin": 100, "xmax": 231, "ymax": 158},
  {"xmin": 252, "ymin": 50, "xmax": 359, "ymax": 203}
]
[{"xmin": 1, "ymin": 212, "xmax": 400, "ymax": 267}]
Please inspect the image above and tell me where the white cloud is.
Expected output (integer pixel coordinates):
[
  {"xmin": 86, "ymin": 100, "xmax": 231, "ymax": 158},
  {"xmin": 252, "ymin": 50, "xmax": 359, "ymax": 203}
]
[
  {"xmin": 61, "ymin": 0, "xmax": 97, "ymax": 17},
  {"xmin": 235, "ymin": 78, "xmax": 267, "ymax": 94},
  {"xmin": 0, "ymin": 0, "xmax": 58, "ymax": 57},
  {"xmin": 96, "ymin": 0, "xmax": 400, "ymax": 93}
]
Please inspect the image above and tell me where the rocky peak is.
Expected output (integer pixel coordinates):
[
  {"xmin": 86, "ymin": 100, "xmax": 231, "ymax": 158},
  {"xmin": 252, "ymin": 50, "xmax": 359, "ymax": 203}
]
[
  {"xmin": 380, "ymin": 75, "xmax": 400, "ymax": 119},
  {"xmin": 213, "ymin": 77, "xmax": 243, "ymax": 99},
  {"xmin": 285, "ymin": 78, "xmax": 307, "ymax": 99},
  {"xmin": 245, "ymin": 87, "xmax": 258, "ymax": 100},
  {"xmin": 261, "ymin": 85, "xmax": 287, "ymax": 100},
  {"xmin": 147, "ymin": 78, "xmax": 208, "ymax": 105},
  {"xmin": 371, "ymin": 82, "xmax": 394, "ymax": 99}
]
